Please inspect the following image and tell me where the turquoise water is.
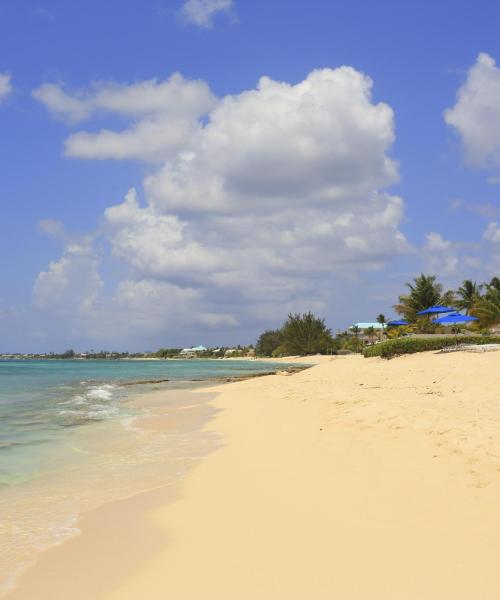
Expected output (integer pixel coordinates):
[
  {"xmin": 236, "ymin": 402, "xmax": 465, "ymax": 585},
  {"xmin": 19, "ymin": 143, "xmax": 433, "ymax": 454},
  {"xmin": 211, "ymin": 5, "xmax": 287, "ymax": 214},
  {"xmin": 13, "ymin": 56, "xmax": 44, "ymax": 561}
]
[
  {"xmin": 0, "ymin": 358, "xmax": 291, "ymax": 593},
  {"xmin": 0, "ymin": 358, "xmax": 286, "ymax": 486}
]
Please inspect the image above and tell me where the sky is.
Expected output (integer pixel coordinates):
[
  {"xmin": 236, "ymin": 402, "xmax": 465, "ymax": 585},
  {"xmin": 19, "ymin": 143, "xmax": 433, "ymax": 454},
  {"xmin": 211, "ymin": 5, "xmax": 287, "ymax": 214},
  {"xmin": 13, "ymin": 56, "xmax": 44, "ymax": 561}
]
[{"xmin": 1, "ymin": 0, "xmax": 500, "ymax": 352}]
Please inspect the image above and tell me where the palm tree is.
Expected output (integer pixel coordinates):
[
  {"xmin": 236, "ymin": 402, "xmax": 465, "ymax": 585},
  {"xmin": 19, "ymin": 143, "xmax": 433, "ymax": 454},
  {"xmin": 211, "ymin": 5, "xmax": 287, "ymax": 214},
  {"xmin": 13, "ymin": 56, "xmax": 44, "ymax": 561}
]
[
  {"xmin": 376, "ymin": 314, "xmax": 386, "ymax": 340},
  {"xmin": 473, "ymin": 277, "xmax": 500, "ymax": 327},
  {"xmin": 488, "ymin": 276, "xmax": 500, "ymax": 293},
  {"xmin": 365, "ymin": 326, "xmax": 376, "ymax": 344},
  {"xmin": 455, "ymin": 280, "xmax": 481, "ymax": 315},
  {"xmin": 394, "ymin": 274, "xmax": 455, "ymax": 322}
]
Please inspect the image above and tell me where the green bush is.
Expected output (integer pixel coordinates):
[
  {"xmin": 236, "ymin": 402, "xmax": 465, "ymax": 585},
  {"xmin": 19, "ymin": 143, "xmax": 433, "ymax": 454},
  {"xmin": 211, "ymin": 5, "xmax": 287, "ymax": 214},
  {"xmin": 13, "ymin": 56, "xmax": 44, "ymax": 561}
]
[
  {"xmin": 340, "ymin": 337, "xmax": 365, "ymax": 354},
  {"xmin": 363, "ymin": 336, "xmax": 500, "ymax": 359}
]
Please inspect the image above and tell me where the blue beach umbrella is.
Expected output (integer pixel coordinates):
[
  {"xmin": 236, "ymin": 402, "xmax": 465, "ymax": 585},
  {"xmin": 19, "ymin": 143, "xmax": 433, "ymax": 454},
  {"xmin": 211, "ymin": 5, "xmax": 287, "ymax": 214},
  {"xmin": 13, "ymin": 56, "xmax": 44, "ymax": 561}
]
[
  {"xmin": 433, "ymin": 313, "xmax": 479, "ymax": 325},
  {"xmin": 387, "ymin": 320, "xmax": 409, "ymax": 326},
  {"xmin": 417, "ymin": 305, "xmax": 456, "ymax": 316},
  {"xmin": 433, "ymin": 312, "xmax": 479, "ymax": 344}
]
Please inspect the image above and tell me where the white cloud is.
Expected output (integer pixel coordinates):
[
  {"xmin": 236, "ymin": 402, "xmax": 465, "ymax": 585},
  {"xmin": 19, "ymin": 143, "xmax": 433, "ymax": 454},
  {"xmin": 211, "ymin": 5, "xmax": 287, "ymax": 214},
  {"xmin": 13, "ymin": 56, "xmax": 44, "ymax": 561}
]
[
  {"xmin": 445, "ymin": 53, "xmax": 500, "ymax": 171},
  {"xmin": 0, "ymin": 73, "xmax": 12, "ymax": 103},
  {"xmin": 33, "ymin": 72, "xmax": 216, "ymax": 125},
  {"xmin": 37, "ymin": 218, "xmax": 65, "ymax": 238},
  {"xmin": 484, "ymin": 221, "xmax": 500, "ymax": 243},
  {"xmin": 104, "ymin": 188, "xmax": 226, "ymax": 276},
  {"xmin": 108, "ymin": 279, "xmax": 238, "ymax": 338},
  {"xmin": 180, "ymin": 0, "xmax": 233, "ymax": 28},
  {"xmin": 146, "ymin": 67, "xmax": 398, "ymax": 213},
  {"xmin": 423, "ymin": 232, "xmax": 459, "ymax": 275},
  {"xmin": 34, "ymin": 65, "xmax": 412, "ymax": 344},
  {"xmin": 34, "ymin": 74, "xmax": 215, "ymax": 162},
  {"xmin": 33, "ymin": 243, "xmax": 103, "ymax": 314}
]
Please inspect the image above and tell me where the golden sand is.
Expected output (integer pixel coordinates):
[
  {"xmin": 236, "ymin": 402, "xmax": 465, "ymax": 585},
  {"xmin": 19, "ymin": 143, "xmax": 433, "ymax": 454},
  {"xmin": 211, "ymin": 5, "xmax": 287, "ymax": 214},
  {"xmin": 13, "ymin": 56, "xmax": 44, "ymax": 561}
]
[{"xmin": 8, "ymin": 351, "xmax": 500, "ymax": 599}]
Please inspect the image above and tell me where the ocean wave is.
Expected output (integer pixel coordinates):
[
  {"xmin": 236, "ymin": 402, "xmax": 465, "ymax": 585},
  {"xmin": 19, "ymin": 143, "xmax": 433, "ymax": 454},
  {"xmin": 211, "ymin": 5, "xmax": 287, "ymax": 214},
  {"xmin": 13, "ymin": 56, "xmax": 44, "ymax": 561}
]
[
  {"xmin": 87, "ymin": 386, "xmax": 115, "ymax": 401},
  {"xmin": 56, "ymin": 382, "xmax": 122, "ymax": 426},
  {"xmin": 59, "ymin": 395, "xmax": 88, "ymax": 406},
  {"xmin": 87, "ymin": 406, "xmax": 119, "ymax": 420}
]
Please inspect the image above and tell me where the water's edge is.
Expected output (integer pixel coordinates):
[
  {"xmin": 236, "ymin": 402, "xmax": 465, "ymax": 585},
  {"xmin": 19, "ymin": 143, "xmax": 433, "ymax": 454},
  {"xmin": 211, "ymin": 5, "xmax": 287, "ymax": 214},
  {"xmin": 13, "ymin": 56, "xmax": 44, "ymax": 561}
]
[{"xmin": 0, "ymin": 361, "xmax": 308, "ymax": 596}]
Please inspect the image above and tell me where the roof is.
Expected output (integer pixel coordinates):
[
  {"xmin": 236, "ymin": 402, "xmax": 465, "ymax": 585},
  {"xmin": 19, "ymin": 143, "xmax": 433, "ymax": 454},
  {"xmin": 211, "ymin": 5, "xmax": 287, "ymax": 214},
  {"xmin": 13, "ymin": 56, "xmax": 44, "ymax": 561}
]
[
  {"xmin": 350, "ymin": 322, "xmax": 386, "ymax": 330},
  {"xmin": 182, "ymin": 345, "xmax": 208, "ymax": 352}
]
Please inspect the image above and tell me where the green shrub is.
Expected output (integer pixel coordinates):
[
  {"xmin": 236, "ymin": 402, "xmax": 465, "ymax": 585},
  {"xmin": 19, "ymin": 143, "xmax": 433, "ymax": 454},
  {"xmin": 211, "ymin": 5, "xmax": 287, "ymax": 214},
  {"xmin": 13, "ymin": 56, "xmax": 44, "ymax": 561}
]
[
  {"xmin": 340, "ymin": 337, "xmax": 365, "ymax": 354},
  {"xmin": 363, "ymin": 336, "xmax": 500, "ymax": 359}
]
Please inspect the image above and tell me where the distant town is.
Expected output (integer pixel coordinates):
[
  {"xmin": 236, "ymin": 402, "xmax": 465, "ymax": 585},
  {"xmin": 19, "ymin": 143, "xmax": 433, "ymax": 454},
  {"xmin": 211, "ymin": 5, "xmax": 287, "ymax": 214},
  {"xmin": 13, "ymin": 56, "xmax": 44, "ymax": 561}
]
[{"xmin": 0, "ymin": 345, "xmax": 257, "ymax": 360}]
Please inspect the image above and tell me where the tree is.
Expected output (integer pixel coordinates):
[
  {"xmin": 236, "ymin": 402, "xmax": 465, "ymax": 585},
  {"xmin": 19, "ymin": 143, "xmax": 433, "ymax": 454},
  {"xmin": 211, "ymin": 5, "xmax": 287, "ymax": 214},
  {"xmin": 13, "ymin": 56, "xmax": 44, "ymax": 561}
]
[
  {"xmin": 455, "ymin": 280, "xmax": 481, "ymax": 315},
  {"xmin": 473, "ymin": 277, "xmax": 500, "ymax": 327},
  {"xmin": 280, "ymin": 312, "xmax": 333, "ymax": 355},
  {"xmin": 255, "ymin": 329, "xmax": 282, "ymax": 357},
  {"xmin": 365, "ymin": 326, "xmax": 376, "ymax": 344},
  {"xmin": 376, "ymin": 313, "xmax": 386, "ymax": 340},
  {"xmin": 394, "ymin": 274, "xmax": 455, "ymax": 322},
  {"xmin": 487, "ymin": 276, "xmax": 500, "ymax": 293}
]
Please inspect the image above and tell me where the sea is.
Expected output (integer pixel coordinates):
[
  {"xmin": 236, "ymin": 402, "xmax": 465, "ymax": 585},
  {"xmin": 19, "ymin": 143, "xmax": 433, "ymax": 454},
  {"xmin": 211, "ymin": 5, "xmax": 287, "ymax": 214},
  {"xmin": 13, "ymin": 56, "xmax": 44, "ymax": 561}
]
[{"xmin": 0, "ymin": 358, "xmax": 292, "ymax": 595}]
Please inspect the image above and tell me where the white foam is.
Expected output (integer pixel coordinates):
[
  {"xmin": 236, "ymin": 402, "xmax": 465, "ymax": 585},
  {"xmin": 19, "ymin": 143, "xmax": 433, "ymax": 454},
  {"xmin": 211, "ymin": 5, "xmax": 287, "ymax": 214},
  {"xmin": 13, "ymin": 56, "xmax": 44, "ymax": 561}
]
[
  {"xmin": 58, "ymin": 409, "xmax": 80, "ymax": 417},
  {"xmin": 87, "ymin": 387, "xmax": 113, "ymax": 401},
  {"xmin": 59, "ymin": 395, "xmax": 88, "ymax": 406},
  {"xmin": 87, "ymin": 407, "xmax": 119, "ymax": 420}
]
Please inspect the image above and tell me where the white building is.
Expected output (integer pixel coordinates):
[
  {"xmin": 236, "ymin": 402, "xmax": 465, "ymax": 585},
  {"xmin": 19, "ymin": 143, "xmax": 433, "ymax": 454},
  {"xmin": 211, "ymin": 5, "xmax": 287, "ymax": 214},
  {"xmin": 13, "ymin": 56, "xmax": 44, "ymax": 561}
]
[{"xmin": 180, "ymin": 345, "xmax": 208, "ymax": 357}]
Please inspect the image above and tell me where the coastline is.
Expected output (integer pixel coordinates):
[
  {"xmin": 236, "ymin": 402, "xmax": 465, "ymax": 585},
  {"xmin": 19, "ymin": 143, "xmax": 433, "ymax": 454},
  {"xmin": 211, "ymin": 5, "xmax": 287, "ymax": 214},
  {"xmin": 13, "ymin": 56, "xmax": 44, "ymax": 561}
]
[{"xmin": 8, "ymin": 351, "xmax": 500, "ymax": 599}]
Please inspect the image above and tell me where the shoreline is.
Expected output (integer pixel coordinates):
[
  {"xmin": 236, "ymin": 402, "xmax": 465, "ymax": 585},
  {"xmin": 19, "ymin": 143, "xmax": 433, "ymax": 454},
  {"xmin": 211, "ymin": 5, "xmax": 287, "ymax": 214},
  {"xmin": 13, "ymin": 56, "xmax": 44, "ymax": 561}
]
[
  {"xmin": 1, "ymin": 357, "xmax": 305, "ymax": 595},
  {"xmin": 8, "ymin": 351, "xmax": 500, "ymax": 599}
]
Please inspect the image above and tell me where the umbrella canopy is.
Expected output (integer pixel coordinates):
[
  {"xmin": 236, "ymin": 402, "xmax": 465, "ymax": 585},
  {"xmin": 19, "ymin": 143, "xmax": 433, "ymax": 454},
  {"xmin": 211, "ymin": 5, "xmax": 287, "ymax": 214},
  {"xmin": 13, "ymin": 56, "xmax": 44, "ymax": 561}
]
[
  {"xmin": 433, "ymin": 313, "xmax": 479, "ymax": 325},
  {"xmin": 387, "ymin": 320, "xmax": 409, "ymax": 326},
  {"xmin": 417, "ymin": 305, "xmax": 456, "ymax": 316}
]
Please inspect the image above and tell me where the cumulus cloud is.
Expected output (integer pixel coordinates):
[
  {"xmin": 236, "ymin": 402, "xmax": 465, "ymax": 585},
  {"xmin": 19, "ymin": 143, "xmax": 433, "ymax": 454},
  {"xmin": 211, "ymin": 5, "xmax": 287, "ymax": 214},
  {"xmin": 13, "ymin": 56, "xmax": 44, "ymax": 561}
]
[
  {"xmin": 34, "ymin": 65, "xmax": 412, "ymax": 344},
  {"xmin": 144, "ymin": 68, "xmax": 398, "ymax": 214},
  {"xmin": 445, "ymin": 53, "xmax": 500, "ymax": 172},
  {"xmin": 33, "ymin": 74, "xmax": 215, "ymax": 162},
  {"xmin": 33, "ymin": 242, "xmax": 103, "ymax": 314},
  {"xmin": 180, "ymin": 0, "xmax": 233, "ymax": 28},
  {"xmin": 95, "ymin": 278, "xmax": 238, "ymax": 342},
  {"xmin": 104, "ymin": 188, "xmax": 225, "ymax": 276},
  {"xmin": 423, "ymin": 232, "xmax": 459, "ymax": 275},
  {"xmin": 0, "ymin": 73, "xmax": 12, "ymax": 103},
  {"xmin": 33, "ymin": 72, "xmax": 215, "ymax": 125},
  {"xmin": 484, "ymin": 221, "xmax": 500, "ymax": 243}
]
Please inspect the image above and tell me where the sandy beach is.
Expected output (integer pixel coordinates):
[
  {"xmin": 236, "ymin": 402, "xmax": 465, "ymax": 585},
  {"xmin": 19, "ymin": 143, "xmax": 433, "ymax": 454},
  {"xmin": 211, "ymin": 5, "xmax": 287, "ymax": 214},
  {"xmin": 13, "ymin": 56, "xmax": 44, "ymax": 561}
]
[{"xmin": 8, "ymin": 350, "xmax": 500, "ymax": 599}]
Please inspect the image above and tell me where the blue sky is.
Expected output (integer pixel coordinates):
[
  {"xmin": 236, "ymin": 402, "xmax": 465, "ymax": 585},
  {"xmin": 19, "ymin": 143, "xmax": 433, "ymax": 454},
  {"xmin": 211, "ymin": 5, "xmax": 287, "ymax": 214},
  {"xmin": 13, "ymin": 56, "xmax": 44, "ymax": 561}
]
[{"xmin": 1, "ymin": 0, "xmax": 499, "ymax": 351}]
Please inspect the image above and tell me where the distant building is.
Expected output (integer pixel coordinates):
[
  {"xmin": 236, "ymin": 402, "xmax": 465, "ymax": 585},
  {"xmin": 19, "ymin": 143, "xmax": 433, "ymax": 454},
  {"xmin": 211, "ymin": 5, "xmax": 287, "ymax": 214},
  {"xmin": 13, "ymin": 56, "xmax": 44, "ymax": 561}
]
[
  {"xmin": 180, "ymin": 345, "xmax": 208, "ymax": 357},
  {"xmin": 350, "ymin": 322, "xmax": 386, "ymax": 331}
]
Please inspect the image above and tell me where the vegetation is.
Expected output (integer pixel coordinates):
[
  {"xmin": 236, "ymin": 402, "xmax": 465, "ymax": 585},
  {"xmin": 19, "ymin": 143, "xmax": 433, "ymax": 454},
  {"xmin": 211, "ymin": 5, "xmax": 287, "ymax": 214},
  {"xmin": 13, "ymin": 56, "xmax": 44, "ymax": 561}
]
[
  {"xmin": 363, "ymin": 336, "xmax": 500, "ymax": 359},
  {"xmin": 256, "ymin": 313, "xmax": 334, "ymax": 357},
  {"xmin": 338, "ymin": 336, "xmax": 364, "ymax": 353},
  {"xmin": 9, "ymin": 275, "xmax": 499, "ymax": 362},
  {"xmin": 455, "ymin": 280, "xmax": 481, "ymax": 315},
  {"xmin": 394, "ymin": 274, "xmax": 455, "ymax": 322},
  {"xmin": 255, "ymin": 330, "xmax": 283, "ymax": 357},
  {"xmin": 279, "ymin": 313, "xmax": 334, "ymax": 355},
  {"xmin": 472, "ymin": 277, "xmax": 500, "ymax": 327},
  {"xmin": 154, "ymin": 348, "xmax": 182, "ymax": 358},
  {"xmin": 365, "ymin": 326, "xmax": 376, "ymax": 343}
]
